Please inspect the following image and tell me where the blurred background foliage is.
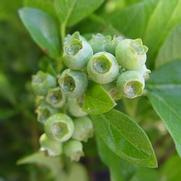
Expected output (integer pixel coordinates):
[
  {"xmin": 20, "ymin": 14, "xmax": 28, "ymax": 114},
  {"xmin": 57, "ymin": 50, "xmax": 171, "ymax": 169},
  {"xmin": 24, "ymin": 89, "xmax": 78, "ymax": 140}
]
[{"xmin": 1, "ymin": 0, "xmax": 181, "ymax": 180}]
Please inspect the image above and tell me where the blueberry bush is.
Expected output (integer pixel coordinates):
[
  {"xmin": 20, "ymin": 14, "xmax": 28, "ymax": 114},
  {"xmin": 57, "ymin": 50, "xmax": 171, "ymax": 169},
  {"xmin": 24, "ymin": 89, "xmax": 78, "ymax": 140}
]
[{"xmin": 1, "ymin": 0, "xmax": 181, "ymax": 181}]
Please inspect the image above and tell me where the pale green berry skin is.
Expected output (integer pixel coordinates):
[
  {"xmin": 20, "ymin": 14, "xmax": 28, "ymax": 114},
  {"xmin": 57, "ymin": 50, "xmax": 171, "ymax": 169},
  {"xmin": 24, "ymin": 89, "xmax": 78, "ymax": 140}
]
[
  {"xmin": 137, "ymin": 65, "xmax": 151, "ymax": 80},
  {"xmin": 63, "ymin": 140, "xmax": 84, "ymax": 162},
  {"xmin": 67, "ymin": 97, "xmax": 87, "ymax": 117},
  {"xmin": 39, "ymin": 133, "xmax": 62, "ymax": 156},
  {"xmin": 63, "ymin": 32, "xmax": 93, "ymax": 70},
  {"xmin": 89, "ymin": 34, "xmax": 124, "ymax": 55},
  {"xmin": 111, "ymin": 35, "xmax": 124, "ymax": 50},
  {"xmin": 31, "ymin": 71, "xmax": 56, "ymax": 96},
  {"xmin": 117, "ymin": 71, "xmax": 145, "ymax": 99},
  {"xmin": 87, "ymin": 52, "xmax": 119, "ymax": 84},
  {"xmin": 115, "ymin": 39, "xmax": 148, "ymax": 70},
  {"xmin": 72, "ymin": 116, "xmax": 93, "ymax": 142},
  {"xmin": 36, "ymin": 104, "xmax": 58, "ymax": 124},
  {"xmin": 46, "ymin": 87, "xmax": 65, "ymax": 108},
  {"xmin": 58, "ymin": 69, "xmax": 88, "ymax": 97},
  {"xmin": 45, "ymin": 113, "xmax": 74, "ymax": 142},
  {"xmin": 89, "ymin": 34, "xmax": 113, "ymax": 54}
]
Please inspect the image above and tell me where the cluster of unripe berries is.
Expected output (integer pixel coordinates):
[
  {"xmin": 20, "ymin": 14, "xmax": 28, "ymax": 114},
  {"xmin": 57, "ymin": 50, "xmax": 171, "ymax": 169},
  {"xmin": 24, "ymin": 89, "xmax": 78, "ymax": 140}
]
[{"xmin": 31, "ymin": 32, "xmax": 150, "ymax": 161}]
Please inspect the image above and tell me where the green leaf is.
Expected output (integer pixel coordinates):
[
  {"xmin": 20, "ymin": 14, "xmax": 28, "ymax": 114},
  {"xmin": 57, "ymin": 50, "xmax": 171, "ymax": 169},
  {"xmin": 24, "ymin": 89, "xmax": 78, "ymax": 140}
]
[
  {"xmin": 97, "ymin": 137, "xmax": 135, "ymax": 181},
  {"xmin": 176, "ymin": 144, "xmax": 181, "ymax": 156},
  {"xmin": 147, "ymin": 61, "xmax": 181, "ymax": 155},
  {"xmin": 19, "ymin": 8, "xmax": 60, "ymax": 59},
  {"xmin": 54, "ymin": 0, "xmax": 104, "ymax": 26},
  {"xmin": 17, "ymin": 152, "xmax": 64, "ymax": 178},
  {"xmin": 17, "ymin": 152, "xmax": 62, "ymax": 168},
  {"xmin": 91, "ymin": 109, "xmax": 157, "ymax": 168},
  {"xmin": 144, "ymin": 0, "xmax": 181, "ymax": 67},
  {"xmin": 160, "ymin": 155, "xmax": 181, "ymax": 181},
  {"xmin": 23, "ymin": 0, "xmax": 56, "ymax": 18},
  {"xmin": 130, "ymin": 168, "xmax": 159, "ymax": 181},
  {"xmin": 155, "ymin": 24, "xmax": 181, "ymax": 68},
  {"xmin": 17, "ymin": 152, "xmax": 88, "ymax": 181},
  {"xmin": 110, "ymin": 0, "xmax": 158, "ymax": 38},
  {"xmin": 83, "ymin": 84, "xmax": 116, "ymax": 115},
  {"xmin": 125, "ymin": 0, "xmax": 142, "ymax": 5},
  {"xmin": 110, "ymin": 0, "xmax": 181, "ymax": 68}
]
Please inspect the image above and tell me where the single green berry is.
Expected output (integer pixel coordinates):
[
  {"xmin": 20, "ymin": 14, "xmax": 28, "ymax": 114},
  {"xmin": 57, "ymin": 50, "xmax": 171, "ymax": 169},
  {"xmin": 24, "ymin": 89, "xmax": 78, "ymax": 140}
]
[
  {"xmin": 31, "ymin": 71, "xmax": 56, "ymax": 96},
  {"xmin": 138, "ymin": 65, "xmax": 151, "ymax": 80},
  {"xmin": 89, "ymin": 34, "xmax": 113, "ymax": 54},
  {"xmin": 39, "ymin": 133, "xmax": 62, "ymax": 156},
  {"xmin": 72, "ymin": 116, "xmax": 93, "ymax": 142},
  {"xmin": 36, "ymin": 103, "xmax": 58, "ymax": 124},
  {"xmin": 115, "ymin": 39, "xmax": 148, "ymax": 70},
  {"xmin": 87, "ymin": 52, "xmax": 119, "ymax": 84},
  {"xmin": 46, "ymin": 87, "xmax": 65, "ymax": 108},
  {"xmin": 63, "ymin": 140, "xmax": 84, "ymax": 162},
  {"xmin": 58, "ymin": 69, "xmax": 88, "ymax": 97},
  {"xmin": 45, "ymin": 113, "xmax": 74, "ymax": 142},
  {"xmin": 67, "ymin": 97, "xmax": 87, "ymax": 117},
  {"xmin": 117, "ymin": 71, "xmax": 145, "ymax": 99},
  {"xmin": 111, "ymin": 35, "xmax": 124, "ymax": 49},
  {"xmin": 89, "ymin": 34, "xmax": 124, "ymax": 55},
  {"xmin": 63, "ymin": 32, "xmax": 93, "ymax": 70}
]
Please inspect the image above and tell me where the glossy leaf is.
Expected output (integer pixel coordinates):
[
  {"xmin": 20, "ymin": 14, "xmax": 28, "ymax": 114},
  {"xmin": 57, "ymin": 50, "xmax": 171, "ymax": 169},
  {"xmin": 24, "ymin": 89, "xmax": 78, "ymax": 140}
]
[
  {"xmin": 155, "ymin": 24, "xmax": 181, "ymax": 68},
  {"xmin": 83, "ymin": 84, "xmax": 116, "ymax": 115},
  {"xmin": 91, "ymin": 109, "xmax": 157, "ymax": 168},
  {"xmin": 23, "ymin": 0, "xmax": 56, "ymax": 17},
  {"xmin": 147, "ymin": 61, "xmax": 181, "ymax": 155},
  {"xmin": 97, "ymin": 137, "xmax": 135, "ymax": 181},
  {"xmin": 110, "ymin": 0, "xmax": 181, "ymax": 67},
  {"xmin": 19, "ymin": 8, "xmax": 60, "ymax": 59},
  {"xmin": 144, "ymin": 0, "xmax": 181, "ymax": 67},
  {"xmin": 54, "ymin": 0, "xmax": 104, "ymax": 26},
  {"xmin": 110, "ymin": 0, "xmax": 158, "ymax": 39}
]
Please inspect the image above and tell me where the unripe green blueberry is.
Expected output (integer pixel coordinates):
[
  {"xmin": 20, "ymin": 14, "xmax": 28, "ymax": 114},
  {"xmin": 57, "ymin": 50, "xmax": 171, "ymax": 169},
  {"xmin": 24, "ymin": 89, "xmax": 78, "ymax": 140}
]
[
  {"xmin": 46, "ymin": 87, "xmax": 65, "ymax": 108},
  {"xmin": 63, "ymin": 32, "xmax": 93, "ymax": 70},
  {"xmin": 117, "ymin": 71, "xmax": 145, "ymax": 99},
  {"xmin": 115, "ymin": 39, "xmax": 148, "ymax": 70},
  {"xmin": 63, "ymin": 140, "xmax": 84, "ymax": 161},
  {"xmin": 36, "ymin": 103, "xmax": 58, "ymax": 124},
  {"xmin": 39, "ymin": 133, "xmax": 62, "ymax": 156},
  {"xmin": 45, "ymin": 113, "xmax": 74, "ymax": 142},
  {"xmin": 58, "ymin": 69, "xmax": 88, "ymax": 97},
  {"xmin": 138, "ymin": 65, "xmax": 151, "ymax": 80},
  {"xmin": 31, "ymin": 71, "xmax": 56, "ymax": 96},
  {"xmin": 67, "ymin": 97, "xmax": 87, "ymax": 117},
  {"xmin": 87, "ymin": 52, "xmax": 119, "ymax": 84},
  {"xmin": 89, "ymin": 34, "xmax": 113, "ymax": 54},
  {"xmin": 111, "ymin": 35, "xmax": 124, "ymax": 49},
  {"xmin": 72, "ymin": 116, "xmax": 93, "ymax": 142},
  {"xmin": 89, "ymin": 34, "xmax": 124, "ymax": 55}
]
